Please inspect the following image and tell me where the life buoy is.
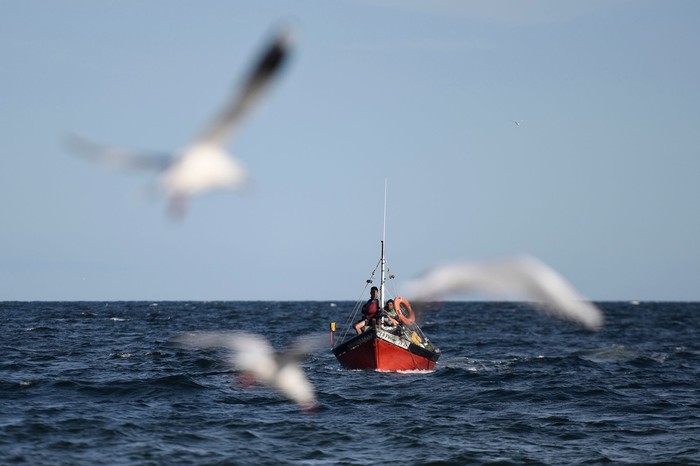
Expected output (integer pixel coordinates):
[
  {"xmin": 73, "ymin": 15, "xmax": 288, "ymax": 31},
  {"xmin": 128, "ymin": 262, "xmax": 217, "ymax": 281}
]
[{"xmin": 393, "ymin": 296, "xmax": 415, "ymax": 326}]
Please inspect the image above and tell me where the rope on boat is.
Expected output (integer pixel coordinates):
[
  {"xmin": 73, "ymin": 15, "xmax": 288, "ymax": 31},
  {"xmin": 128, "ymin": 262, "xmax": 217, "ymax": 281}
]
[
  {"xmin": 336, "ymin": 259, "xmax": 382, "ymax": 344},
  {"xmin": 383, "ymin": 261, "xmax": 400, "ymax": 302}
]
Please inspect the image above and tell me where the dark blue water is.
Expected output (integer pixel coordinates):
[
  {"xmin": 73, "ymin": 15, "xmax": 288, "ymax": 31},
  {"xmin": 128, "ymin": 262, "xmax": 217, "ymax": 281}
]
[{"xmin": 1, "ymin": 301, "xmax": 698, "ymax": 465}]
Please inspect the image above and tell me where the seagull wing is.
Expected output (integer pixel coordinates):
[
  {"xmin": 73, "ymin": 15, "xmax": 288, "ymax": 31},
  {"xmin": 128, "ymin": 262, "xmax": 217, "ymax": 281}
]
[
  {"xmin": 283, "ymin": 333, "xmax": 327, "ymax": 360},
  {"xmin": 196, "ymin": 27, "xmax": 293, "ymax": 147},
  {"xmin": 274, "ymin": 362, "xmax": 317, "ymax": 412},
  {"xmin": 272, "ymin": 333, "xmax": 325, "ymax": 411},
  {"xmin": 404, "ymin": 255, "xmax": 604, "ymax": 331},
  {"xmin": 174, "ymin": 331, "xmax": 274, "ymax": 362},
  {"xmin": 66, "ymin": 133, "xmax": 174, "ymax": 172}
]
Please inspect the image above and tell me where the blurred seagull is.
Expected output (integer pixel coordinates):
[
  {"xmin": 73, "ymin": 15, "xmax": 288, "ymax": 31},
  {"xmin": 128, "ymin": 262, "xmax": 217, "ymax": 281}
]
[
  {"xmin": 403, "ymin": 255, "xmax": 604, "ymax": 331},
  {"xmin": 174, "ymin": 331, "xmax": 325, "ymax": 412},
  {"xmin": 511, "ymin": 119, "xmax": 523, "ymax": 126},
  {"xmin": 67, "ymin": 27, "xmax": 293, "ymax": 217}
]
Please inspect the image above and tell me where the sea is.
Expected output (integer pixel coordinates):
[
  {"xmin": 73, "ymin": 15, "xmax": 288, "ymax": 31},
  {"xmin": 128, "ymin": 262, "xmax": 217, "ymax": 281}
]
[{"xmin": 1, "ymin": 301, "xmax": 698, "ymax": 465}]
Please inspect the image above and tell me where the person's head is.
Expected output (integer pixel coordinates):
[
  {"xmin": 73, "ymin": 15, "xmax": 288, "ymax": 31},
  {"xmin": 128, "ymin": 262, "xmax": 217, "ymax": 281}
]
[
  {"xmin": 370, "ymin": 286, "xmax": 378, "ymax": 298},
  {"xmin": 386, "ymin": 299, "xmax": 395, "ymax": 310}
]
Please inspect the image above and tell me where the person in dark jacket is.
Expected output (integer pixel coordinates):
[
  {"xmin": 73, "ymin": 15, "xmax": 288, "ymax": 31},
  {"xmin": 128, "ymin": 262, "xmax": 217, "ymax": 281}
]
[{"xmin": 353, "ymin": 286, "xmax": 379, "ymax": 334}]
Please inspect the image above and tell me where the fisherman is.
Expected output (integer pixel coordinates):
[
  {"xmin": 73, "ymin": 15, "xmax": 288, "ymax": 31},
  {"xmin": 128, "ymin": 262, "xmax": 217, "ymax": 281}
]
[{"xmin": 353, "ymin": 286, "xmax": 380, "ymax": 334}]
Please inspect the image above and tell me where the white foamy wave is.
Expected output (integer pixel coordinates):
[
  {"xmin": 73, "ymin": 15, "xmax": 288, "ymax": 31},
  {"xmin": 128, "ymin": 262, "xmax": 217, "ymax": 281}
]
[{"xmin": 579, "ymin": 345, "xmax": 638, "ymax": 363}]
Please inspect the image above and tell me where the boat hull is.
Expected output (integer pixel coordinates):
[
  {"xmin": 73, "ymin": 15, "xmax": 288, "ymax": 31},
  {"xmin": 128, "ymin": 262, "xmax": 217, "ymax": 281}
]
[{"xmin": 333, "ymin": 327, "xmax": 440, "ymax": 371}]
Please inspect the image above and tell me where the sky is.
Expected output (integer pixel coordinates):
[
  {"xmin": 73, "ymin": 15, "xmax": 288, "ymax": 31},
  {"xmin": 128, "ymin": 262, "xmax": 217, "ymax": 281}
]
[{"xmin": 1, "ymin": 0, "xmax": 699, "ymax": 301}]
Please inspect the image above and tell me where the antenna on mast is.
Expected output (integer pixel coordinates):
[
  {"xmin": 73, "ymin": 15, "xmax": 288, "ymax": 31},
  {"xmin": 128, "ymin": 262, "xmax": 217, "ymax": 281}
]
[
  {"xmin": 383, "ymin": 178, "xmax": 387, "ymax": 246},
  {"xmin": 380, "ymin": 179, "xmax": 388, "ymax": 309}
]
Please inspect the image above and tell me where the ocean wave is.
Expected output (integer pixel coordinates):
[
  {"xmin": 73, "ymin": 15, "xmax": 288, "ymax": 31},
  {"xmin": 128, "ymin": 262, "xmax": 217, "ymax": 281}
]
[
  {"xmin": 23, "ymin": 326, "xmax": 56, "ymax": 332},
  {"xmin": 578, "ymin": 344, "xmax": 639, "ymax": 363},
  {"xmin": 2, "ymin": 301, "xmax": 699, "ymax": 465}
]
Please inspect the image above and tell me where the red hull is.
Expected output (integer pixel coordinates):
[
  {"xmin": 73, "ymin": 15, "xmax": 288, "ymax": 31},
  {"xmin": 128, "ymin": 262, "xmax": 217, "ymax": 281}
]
[{"xmin": 333, "ymin": 328, "xmax": 439, "ymax": 371}]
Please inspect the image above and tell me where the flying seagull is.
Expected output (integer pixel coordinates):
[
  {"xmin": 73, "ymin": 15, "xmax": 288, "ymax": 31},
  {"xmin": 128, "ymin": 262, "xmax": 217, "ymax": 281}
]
[
  {"xmin": 403, "ymin": 255, "xmax": 604, "ymax": 331},
  {"xmin": 511, "ymin": 119, "xmax": 523, "ymax": 126},
  {"xmin": 174, "ymin": 331, "xmax": 325, "ymax": 412},
  {"xmin": 68, "ymin": 27, "xmax": 293, "ymax": 217}
]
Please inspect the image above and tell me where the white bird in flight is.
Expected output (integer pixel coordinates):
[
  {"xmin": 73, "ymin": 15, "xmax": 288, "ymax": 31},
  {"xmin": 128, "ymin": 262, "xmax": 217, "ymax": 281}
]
[
  {"xmin": 68, "ymin": 27, "xmax": 293, "ymax": 217},
  {"xmin": 511, "ymin": 119, "xmax": 523, "ymax": 126},
  {"xmin": 403, "ymin": 255, "xmax": 604, "ymax": 331},
  {"xmin": 174, "ymin": 331, "xmax": 325, "ymax": 412}
]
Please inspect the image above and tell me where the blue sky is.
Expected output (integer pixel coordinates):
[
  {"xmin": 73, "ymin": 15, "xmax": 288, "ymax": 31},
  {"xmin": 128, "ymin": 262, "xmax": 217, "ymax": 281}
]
[{"xmin": 1, "ymin": 1, "xmax": 699, "ymax": 301}]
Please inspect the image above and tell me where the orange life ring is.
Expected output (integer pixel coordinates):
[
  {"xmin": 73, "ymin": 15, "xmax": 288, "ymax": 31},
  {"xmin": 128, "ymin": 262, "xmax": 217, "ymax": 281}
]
[{"xmin": 393, "ymin": 296, "xmax": 415, "ymax": 326}]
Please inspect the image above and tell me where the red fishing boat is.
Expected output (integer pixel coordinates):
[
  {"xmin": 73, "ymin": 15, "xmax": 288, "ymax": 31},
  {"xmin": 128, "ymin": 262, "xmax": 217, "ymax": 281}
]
[{"xmin": 331, "ymin": 240, "xmax": 441, "ymax": 371}]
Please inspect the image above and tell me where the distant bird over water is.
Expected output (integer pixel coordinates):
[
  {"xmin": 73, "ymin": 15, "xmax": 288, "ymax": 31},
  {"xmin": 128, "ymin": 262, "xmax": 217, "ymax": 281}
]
[
  {"xmin": 68, "ymin": 27, "xmax": 293, "ymax": 217},
  {"xmin": 404, "ymin": 255, "xmax": 604, "ymax": 331},
  {"xmin": 511, "ymin": 119, "xmax": 523, "ymax": 126},
  {"xmin": 174, "ymin": 331, "xmax": 324, "ymax": 412}
]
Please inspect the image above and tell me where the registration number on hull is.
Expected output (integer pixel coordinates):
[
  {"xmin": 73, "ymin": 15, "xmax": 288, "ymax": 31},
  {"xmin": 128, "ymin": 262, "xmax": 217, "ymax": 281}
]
[{"xmin": 376, "ymin": 329, "xmax": 410, "ymax": 349}]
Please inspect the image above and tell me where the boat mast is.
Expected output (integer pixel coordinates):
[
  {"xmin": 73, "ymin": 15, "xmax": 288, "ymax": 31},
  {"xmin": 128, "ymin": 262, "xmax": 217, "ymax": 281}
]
[{"xmin": 380, "ymin": 179, "xmax": 387, "ymax": 309}]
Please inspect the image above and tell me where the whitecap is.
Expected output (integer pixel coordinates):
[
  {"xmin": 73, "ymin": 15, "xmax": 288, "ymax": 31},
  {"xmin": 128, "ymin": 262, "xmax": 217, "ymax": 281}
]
[
  {"xmin": 379, "ymin": 369, "xmax": 435, "ymax": 374},
  {"xmin": 579, "ymin": 344, "xmax": 638, "ymax": 363},
  {"xmin": 650, "ymin": 352, "xmax": 669, "ymax": 363}
]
